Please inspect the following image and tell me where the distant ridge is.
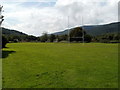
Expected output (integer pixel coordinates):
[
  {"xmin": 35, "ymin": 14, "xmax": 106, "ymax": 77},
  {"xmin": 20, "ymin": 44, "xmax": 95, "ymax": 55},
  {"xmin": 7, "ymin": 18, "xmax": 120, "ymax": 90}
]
[
  {"xmin": 1, "ymin": 22, "xmax": 120, "ymax": 37},
  {"xmin": 52, "ymin": 22, "xmax": 120, "ymax": 36},
  {"xmin": 1, "ymin": 27, "xmax": 28, "ymax": 36}
]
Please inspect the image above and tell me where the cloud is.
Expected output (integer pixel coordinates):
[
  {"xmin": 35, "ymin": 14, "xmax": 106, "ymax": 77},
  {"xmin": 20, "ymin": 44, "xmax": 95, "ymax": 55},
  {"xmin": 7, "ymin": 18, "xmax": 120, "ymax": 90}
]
[
  {"xmin": 1, "ymin": 0, "xmax": 119, "ymax": 36},
  {"xmin": 0, "ymin": 0, "xmax": 57, "ymax": 3},
  {"xmin": 56, "ymin": 0, "xmax": 119, "ymax": 25}
]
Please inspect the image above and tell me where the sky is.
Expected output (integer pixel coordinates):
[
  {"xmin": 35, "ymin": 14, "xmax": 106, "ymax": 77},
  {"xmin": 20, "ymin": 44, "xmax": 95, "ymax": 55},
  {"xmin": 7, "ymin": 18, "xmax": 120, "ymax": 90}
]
[{"xmin": 0, "ymin": 0, "xmax": 119, "ymax": 36}]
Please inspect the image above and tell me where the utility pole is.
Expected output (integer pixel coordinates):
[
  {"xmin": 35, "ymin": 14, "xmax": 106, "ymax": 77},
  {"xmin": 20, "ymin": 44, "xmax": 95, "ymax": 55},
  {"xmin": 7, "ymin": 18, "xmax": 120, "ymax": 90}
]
[
  {"xmin": 81, "ymin": 16, "xmax": 84, "ymax": 45},
  {"xmin": 68, "ymin": 16, "xmax": 70, "ymax": 43},
  {"xmin": 0, "ymin": 5, "xmax": 4, "ymax": 90}
]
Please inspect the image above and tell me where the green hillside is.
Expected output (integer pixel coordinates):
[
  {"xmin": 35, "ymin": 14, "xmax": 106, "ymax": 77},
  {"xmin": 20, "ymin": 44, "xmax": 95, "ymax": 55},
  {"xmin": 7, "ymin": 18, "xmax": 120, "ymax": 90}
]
[
  {"xmin": 53, "ymin": 22, "xmax": 120, "ymax": 36},
  {"xmin": 1, "ymin": 27, "xmax": 27, "ymax": 36},
  {"xmin": 1, "ymin": 27, "xmax": 38, "ymax": 42}
]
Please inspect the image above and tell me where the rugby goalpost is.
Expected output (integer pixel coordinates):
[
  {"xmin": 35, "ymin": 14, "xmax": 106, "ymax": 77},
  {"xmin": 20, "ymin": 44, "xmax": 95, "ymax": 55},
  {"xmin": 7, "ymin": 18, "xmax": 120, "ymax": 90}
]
[{"xmin": 67, "ymin": 15, "xmax": 85, "ymax": 44}]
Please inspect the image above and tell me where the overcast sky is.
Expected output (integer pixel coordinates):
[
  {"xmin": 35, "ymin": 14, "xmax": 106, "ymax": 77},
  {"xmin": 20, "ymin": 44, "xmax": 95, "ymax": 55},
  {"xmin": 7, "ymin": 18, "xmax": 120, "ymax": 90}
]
[{"xmin": 0, "ymin": 0, "xmax": 119, "ymax": 36}]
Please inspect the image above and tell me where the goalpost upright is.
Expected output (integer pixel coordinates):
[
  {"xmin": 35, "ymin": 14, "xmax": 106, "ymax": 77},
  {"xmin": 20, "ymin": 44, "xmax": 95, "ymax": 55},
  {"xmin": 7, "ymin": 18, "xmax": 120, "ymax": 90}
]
[
  {"xmin": 68, "ymin": 16, "xmax": 70, "ymax": 43},
  {"xmin": 82, "ymin": 16, "xmax": 84, "ymax": 45}
]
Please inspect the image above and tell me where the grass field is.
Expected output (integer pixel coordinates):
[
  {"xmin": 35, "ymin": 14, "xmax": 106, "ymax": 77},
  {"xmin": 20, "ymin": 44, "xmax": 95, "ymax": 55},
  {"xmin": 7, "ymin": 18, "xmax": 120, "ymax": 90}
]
[{"xmin": 2, "ymin": 43, "xmax": 118, "ymax": 88}]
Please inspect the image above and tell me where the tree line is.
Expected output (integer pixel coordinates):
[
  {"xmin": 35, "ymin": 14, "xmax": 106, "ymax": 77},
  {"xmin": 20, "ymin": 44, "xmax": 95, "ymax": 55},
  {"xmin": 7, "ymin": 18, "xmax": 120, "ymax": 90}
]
[
  {"xmin": 93, "ymin": 33, "xmax": 120, "ymax": 43},
  {"xmin": 2, "ymin": 27, "xmax": 120, "ymax": 48}
]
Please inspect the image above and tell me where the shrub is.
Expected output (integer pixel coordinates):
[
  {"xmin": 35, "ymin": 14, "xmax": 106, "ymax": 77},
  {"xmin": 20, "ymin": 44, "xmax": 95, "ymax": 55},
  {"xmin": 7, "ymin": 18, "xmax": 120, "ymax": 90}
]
[{"xmin": 2, "ymin": 35, "xmax": 8, "ymax": 48}]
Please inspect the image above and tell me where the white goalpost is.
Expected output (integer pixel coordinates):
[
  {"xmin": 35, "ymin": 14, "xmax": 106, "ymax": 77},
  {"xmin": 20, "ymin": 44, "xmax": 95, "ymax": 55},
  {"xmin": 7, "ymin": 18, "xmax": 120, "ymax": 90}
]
[
  {"xmin": 67, "ymin": 15, "xmax": 85, "ymax": 44},
  {"xmin": 67, "ymin": 16, "xmax": 70, "ymax": 43}
]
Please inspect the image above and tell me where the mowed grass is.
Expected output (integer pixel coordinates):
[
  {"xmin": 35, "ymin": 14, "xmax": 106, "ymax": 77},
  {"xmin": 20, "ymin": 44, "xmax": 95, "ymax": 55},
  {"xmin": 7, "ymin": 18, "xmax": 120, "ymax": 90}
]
[{"xmin": 2, "ymin": 43, "xmax": 118, "ymax": 88}]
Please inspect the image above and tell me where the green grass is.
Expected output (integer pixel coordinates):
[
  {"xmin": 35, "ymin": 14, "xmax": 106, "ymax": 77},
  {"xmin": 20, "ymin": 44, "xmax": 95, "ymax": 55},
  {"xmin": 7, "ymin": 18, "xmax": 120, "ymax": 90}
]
[{"xmin": 2, "ymin": 43, "xmax": 118, "ymax": 88}]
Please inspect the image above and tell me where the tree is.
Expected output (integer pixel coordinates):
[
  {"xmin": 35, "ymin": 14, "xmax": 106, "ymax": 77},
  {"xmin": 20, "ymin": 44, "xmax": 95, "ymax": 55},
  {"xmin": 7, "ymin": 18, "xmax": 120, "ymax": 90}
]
[
  {"xmin": 94, "ymin": 33, "xmax": 120, "ymax": 43},
  {"xmin": 49, "ymin": 34, "xmax": 56, "ymax": 42},
  {"xmin": 26, "ymin": 35, "xmax": 38, "ymax": 42},
  {"xmin": 57, "ymin": 34, "xmax": 68, "ymax": 42},
  {"xmin": 40, "ymin": 32, "xmax": 48, "ymax": 42},
  {"xmin": 70, "ymin": 27, "xmax": 86, "ymax": 37},
  {"xmin": 2, "ymin": 35, "xmax": 8, "ymax": 48},
  {"xmin": 84, "ymin": 34, "xmax": 92, "ymax": 42},
  {"xmin": 114, "ymin": 33, "xmax": 120, "ymax": 40},
  {"xmin": 69, "ymin": 27, "xmax": 86, "ymax": 42}
]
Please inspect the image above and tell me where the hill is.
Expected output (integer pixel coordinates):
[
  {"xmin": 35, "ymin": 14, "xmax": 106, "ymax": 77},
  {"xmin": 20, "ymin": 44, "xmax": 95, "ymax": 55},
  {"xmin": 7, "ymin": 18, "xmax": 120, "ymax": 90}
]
[
  {"xmin": 1, "ymin": 27, "xmax": 38, "ymax": 42},
  {"xmin": 1, "ymin": 27, "xmax": 27, "ymax": 36},
  {"xmin": 1, "ymin": 22, "xmax": 119, "ymax": 37},
  {"xmin": 52, "ymin": 22, "xmax": 120, "ymax": 36}
]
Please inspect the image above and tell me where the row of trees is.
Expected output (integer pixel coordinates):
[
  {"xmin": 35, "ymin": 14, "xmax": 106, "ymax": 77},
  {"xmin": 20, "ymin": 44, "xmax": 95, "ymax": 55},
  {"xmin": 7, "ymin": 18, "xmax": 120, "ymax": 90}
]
[
  {"xmin": 2, "ymin": 27, "xmax": 92, "ymax": 48},
  {"xmin": 3, "ymin": 35, "xmax": 38, "ymax": 42},
  {"xmin": 93, "ymin": 33, "xmax": 120, "ymax": 43},
  {"xmin": 39, "ymin": 27, "xmax": 92, "ymax": 43},
  {"xmin": 2, "ymin": 27, "xmax": 120, "ymax": 48}
]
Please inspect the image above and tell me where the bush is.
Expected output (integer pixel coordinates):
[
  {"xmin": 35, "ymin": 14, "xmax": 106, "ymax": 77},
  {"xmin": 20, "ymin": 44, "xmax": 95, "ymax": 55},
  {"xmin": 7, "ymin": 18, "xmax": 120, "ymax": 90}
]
[
  {"xmin": 84, "ymin": 34, "xmax": 92, "ymax": 43},
  {"xmin": 49, "ymin": 34, "xmax": 56, "ymax": 42},
  {"xmin": 2, "ymin": 35, "xmax": 8, "ymax": 48},
  {"xmin": 40, "ymin": 33, "xmax": 48, "ymax": 42}
]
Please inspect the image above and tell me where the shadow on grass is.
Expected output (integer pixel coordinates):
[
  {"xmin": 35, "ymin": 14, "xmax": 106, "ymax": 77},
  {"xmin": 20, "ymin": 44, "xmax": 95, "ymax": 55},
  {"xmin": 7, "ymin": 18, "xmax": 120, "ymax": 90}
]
[
  {"xmin": 3, "ymin": 47, "xmax": 9, "ymax": 49},
  {"xmin": 2, "ymin": 50, "xmax": 16, "ymax": 58}
]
